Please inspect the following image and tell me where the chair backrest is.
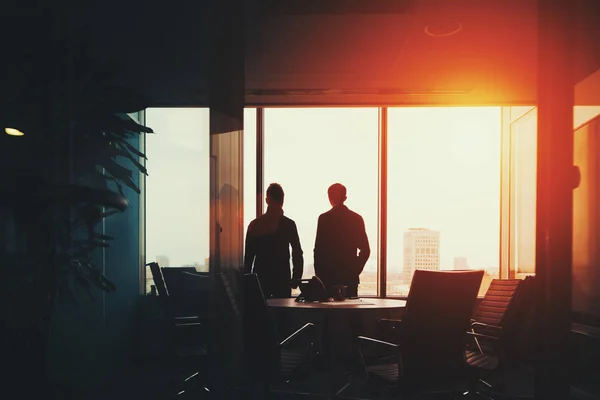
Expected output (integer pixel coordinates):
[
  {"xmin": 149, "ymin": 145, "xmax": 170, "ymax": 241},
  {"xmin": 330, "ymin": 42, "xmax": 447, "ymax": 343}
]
[
  {"xmin": 401, "ymin": 269, "xmax": 484, "ymax": 377},
  {"xmin": 468, "ymin": 279, "xmax": 523, "ymax": 356},
  {"xmin": 242, "ymin": 273, "xmax": 279, "ymax": 381},
  {"xmin": 148, "ymin": 262, "xmax": 169, "ymax": 296},
  {"xmin": 503, "ymin": 275, "xmax": 537, "ymax": 361},
  {"xmin": 210, "ymin": 271, "xmax": 245, "ymax": 380},
  {"xmin": 161, "ymin": 266, "xmax": 200, "ymax": 292},
  {"xmin": 473, "ymin": 279, "xmax": 523, "ymax": 328}
]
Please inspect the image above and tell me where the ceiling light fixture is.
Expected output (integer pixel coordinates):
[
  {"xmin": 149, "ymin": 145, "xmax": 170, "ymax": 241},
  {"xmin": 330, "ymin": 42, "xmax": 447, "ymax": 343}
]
[
  {"xmin": 5, "ymin": 127, "xmax": 24, "ymax": 136},
  {"xmin": 424, "ymin": 22, "xmax": 463, "ymax": 37}
]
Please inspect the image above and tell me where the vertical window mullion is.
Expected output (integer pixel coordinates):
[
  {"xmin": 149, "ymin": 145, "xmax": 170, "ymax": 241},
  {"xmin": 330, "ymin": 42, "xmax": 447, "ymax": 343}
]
[
  {"xmin": 256, "ymin": 108, "xmax": 264, "ymax": 218},
  {"xmin": 139, "ymin": 109, "xmax": 147, "ymax": 294},
  {"xmin": 378, "ymin": 107, "xmax": 388, "ymax": 298},
  {"xmin": 499, "ymin": 107, "xmax": 511, "ymax": 279}
]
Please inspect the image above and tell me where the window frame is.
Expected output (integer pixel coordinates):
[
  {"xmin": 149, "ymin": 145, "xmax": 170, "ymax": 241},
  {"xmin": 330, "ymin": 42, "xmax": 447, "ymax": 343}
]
[
  {"xmin": 141, "ymin": 106, "xmax": 509, "ymax": 298},
  {"xmin": 254, "ymin": 106, "xmax": 505, "ymax": 298}
]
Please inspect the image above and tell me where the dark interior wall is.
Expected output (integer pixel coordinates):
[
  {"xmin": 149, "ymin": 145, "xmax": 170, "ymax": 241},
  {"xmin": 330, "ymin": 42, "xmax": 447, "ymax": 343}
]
[
  {"xmin": 103, "ymin": 128, "xmax": 143, "ymax": 369},
  {"xmin": 47, "ymin": 114, "xmax": 144, "ymax": 386}
]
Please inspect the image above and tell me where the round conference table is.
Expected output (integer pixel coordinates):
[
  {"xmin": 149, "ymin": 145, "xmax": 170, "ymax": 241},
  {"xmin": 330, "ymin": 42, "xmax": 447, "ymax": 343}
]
[
  {"xmin": 267, "ymin": 297, "xmax": 406, "ymax": 310},
  {"xmin": 267, "ymin": 298, "xmax": 406, "ymax": 370}
]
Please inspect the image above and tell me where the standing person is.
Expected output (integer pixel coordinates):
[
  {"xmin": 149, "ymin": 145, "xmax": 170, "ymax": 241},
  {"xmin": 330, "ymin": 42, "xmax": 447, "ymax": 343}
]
[
  {"xmin": 244, "ymin": 183, "xmax": 303, "ymax": 298},
  {"xmin": 314, "ymin": 183, "xmax": 370, "ymax": 298}
]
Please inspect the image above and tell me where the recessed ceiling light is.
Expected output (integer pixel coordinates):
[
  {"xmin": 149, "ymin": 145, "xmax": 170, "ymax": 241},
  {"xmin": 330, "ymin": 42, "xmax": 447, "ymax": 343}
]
[
  {"xmin": 424, "ymin": 22, "xmax": 463, "ymax": 37},
  {"xmin": 5, "ymin": 127, "xmax": 24, "ymax": 136}
]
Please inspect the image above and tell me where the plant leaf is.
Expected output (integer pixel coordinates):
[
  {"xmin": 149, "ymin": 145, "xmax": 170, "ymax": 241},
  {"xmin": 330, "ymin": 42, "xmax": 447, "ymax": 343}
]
[
  {"xmin": 75, "ymin": 276, "xmax": 96, "ymax": 301},
  {"xmin": 81, "ymin": 113, "xmax": 154, "ymax": 134},
  {"xmin": 100, "ymin": 209, "xmax": 120, "ymax": 219},
  {"xmin": 114, "ymin": 143, "xmax": 148, "ymax": 175},
  {"xmin": 119, "ymin": 140, "xmax": 147, "ymax": 159},
  {"xmin": 104, "ymin": 170, "xmax": 140, "ymax": 194},
  {"xmin": 104, "ymin": 177, "xmax": 127, "ymax": 198},
  {"xmin": 94, "ymin": 233, "xmax": 114, "ymax": 241}
]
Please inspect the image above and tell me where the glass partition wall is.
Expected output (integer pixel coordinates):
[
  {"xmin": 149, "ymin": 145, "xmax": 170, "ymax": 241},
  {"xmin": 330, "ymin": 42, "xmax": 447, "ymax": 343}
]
[{"xmin": 504, "ymin": 104, "xmax": 600, "ymax": 319}]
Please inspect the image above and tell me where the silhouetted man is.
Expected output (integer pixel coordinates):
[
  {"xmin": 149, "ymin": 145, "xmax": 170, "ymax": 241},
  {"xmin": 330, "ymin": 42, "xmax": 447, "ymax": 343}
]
[
  {"xmin": 244, "ymin": 183, "xmax": 303, "ymax": 298},
  {"xmin": 314, "ymin": 183, "xmax": 370, "ymax": 298}
]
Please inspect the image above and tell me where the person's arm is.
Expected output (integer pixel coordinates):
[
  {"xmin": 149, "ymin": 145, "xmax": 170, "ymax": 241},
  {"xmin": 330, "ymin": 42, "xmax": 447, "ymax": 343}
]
[
  {"xmin": 289, "ymin": 220, "xmax": 303, "ymax": 288},
  {"xmin": 313, "ymin": 215, "xmax": 325, "ymax": 278},
  {"xmin": 243, "ymin": 222, "xmax": 256, "ymax": 274},
  {"xmin": 356, "ymin": 216, "xmax": 371, "ymax": 274}
]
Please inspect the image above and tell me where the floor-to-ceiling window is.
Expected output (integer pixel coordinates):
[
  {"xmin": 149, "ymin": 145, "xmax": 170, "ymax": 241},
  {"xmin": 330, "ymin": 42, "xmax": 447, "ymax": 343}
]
[
  {"xmin": 139, "ymin": 105, "xmax": 600, "ymax": 298},
  {"xmin": 144, "ymin": 108, "xmax": 210, "ymax": 292},
  {"xmin": 386, "ymin": 107, "xmax": 502, "ymax": 297},
  {"xmin": 263, "ymin": 108, "xmax": 379, "ymax": 296},
  {"xmin": 509, "ymin": 107, "xmax": 537, "ymax": 279}
]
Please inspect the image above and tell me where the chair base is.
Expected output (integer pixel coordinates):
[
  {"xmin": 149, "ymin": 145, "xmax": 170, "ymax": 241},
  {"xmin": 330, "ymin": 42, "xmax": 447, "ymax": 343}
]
[{"xmin": 271, "ymin": 388, "xmax": 370, "ymax": 400}]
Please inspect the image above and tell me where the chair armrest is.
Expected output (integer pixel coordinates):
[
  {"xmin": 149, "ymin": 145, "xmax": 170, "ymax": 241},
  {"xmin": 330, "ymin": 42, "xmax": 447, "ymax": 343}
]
[
  {"xmin": 466, "ymin": 331, "xmax": 500, "ymax": 342},
  {"xmin": 173, "ymin": 314, "xmax": 215, "ymax": 322},
  {"xmin": 181, "ymin": 271, "xmax": 211, "ymax": 279},
  {"xmin": 279, "ymin": 323, "xmax": 315, "ymax": 347},
  {"xmin": 378, "ymin": 319, "xmax": 403, "ymax": 340},
  {"xmin": 378, "ymin": 318, "xmax": 403, "ymax": 327},
  {"xmin": 175, "ymin": 321, "xmax": 204, "ymax": 326},
  {"xmin": 175, "ymin": 316, "xmax": 201, "ymax": 321},
  {"xmin": 471, "ymin": 321, "xmax": 503, "ymax": 332},
  {"xmin": 357, "ymin": 336, "xmax": 400, "ymax": 349}
]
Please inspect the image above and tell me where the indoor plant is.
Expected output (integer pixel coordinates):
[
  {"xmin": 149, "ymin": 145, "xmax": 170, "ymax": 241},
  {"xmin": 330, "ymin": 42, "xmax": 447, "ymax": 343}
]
[{"xmin": 0, "ymin": 26, "xmax": 153, "ymax": 395}]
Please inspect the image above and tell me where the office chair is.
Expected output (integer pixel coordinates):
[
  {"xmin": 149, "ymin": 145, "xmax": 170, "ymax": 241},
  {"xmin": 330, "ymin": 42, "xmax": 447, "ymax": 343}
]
[
  {"xmin": 243, "ymin": 273, "xmax": 318, "ymax": 399},
  {"xmin": 147, "ymin": 262, "xmax": 213, "ymax": 359},
  {"xmin": 465, "ymin": 276, "xmax": 537, "ymax": 400},
  {"xmin": 463, "ymin": 278, "xmax": 523, "ymax": 398},
  {"xmin": 357, "ymin": 269, "xmax": 484, "ymax": 399}
]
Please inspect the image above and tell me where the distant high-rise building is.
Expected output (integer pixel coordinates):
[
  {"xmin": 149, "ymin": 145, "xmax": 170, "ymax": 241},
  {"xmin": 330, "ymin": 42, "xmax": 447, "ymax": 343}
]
[
  {"xmin": 403, "ymin": 228, "xmax": 440, "ymax": 280},
  {"xmin": 156, "ymin": 255, "xmax": 170, "ymax": 267},
  {"xmin": 453, "ymin": 256, "xmax": 469, "ymax": 270}
]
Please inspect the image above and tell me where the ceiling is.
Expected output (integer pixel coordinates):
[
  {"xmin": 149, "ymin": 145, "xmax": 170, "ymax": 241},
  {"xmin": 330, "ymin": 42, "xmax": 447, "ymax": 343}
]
[{"xmin": 1, "ymin": 0, "xmax": 599, "ymax": 108}]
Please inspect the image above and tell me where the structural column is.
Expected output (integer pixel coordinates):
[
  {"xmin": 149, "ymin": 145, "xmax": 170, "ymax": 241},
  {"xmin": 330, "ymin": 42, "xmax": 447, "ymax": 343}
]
[
  {"xmin": 208, "ymin": 0, "xmax": 246, "ymax": 391},
  {"xmin": 535, "ymin": 0, "xmax": 575, "ymax": 398},
  {"xmin": 209, "ymin": 0, "xmax": 245, "ymax": 275}
]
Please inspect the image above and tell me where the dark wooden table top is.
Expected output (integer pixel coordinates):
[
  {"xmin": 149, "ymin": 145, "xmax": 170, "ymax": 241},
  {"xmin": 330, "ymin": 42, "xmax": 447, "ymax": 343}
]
[{"xmin": 267, "ymin": 297, "xmax": 406, "ymax": 310}]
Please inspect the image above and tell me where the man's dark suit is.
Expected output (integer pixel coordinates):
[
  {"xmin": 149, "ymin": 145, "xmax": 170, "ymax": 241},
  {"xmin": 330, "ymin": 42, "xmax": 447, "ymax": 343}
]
[
  {"xmin": 244, "ymin": 209, "xmax": 303, "ymax": 298},
  {"xmin": 313, "ymin": 204, "xmax": 370, "ymax": 297}
]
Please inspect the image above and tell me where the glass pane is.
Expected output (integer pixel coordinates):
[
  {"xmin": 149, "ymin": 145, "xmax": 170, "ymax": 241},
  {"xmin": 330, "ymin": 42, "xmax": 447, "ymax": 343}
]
[
  {"xmin": 144, "ymin": 108, "xmax": 210, "ymax": 293},
  {"xmin": 210, "ymin": 127, "xmax": 244, "ymax": 274},
  {"xmin": 510, "ymin": 106, "xmax": 536, "ymax": 122},
  {"xmin": 573, "ymin": 115, "xmax": 600, "ymax": 317},
  {"xmin": 387, "ymin": 107, "xmax": 501, "ymax": 297},
  {"xmin": 264, "ymin": 108, "xmax": 378, "ymax": 296},
  {"xmin": 508, "ymin": 105, "xmax": 600, "ymax": 282},
  {"xmin": 574, "ymin": 106, "xmax": 600, "ymax": 130},
  {"xmin": 244, "ymin": 109, "xmax": 257, "ymax": 245},
  {"xmin": 510, "ymin": 108, "xmax": 537, "ymax": 278}
]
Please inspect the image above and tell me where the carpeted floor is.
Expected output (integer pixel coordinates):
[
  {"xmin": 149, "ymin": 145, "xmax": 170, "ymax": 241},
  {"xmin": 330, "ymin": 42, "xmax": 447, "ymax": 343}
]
[{"xmin": 71, "ymin": 355, "xmax": 600, "ymax": 400}]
